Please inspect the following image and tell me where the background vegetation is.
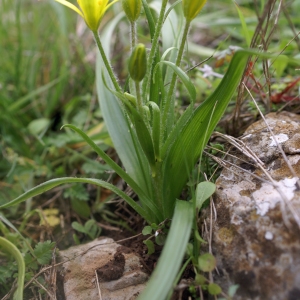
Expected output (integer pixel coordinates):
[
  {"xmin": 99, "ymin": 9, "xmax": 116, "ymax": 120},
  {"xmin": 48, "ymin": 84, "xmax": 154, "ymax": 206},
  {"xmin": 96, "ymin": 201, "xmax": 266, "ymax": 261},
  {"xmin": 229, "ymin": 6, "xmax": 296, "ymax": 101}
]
[{"xmin": 0, "ymin": 0, "xmax": 299, "ymax": 298}]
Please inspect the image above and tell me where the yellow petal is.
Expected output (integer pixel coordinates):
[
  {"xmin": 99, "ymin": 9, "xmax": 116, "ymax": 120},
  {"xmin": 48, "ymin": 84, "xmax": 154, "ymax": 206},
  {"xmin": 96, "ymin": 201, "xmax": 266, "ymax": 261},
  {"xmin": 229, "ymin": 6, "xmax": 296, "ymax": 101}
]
[
  {"xmin": 77, "ymin": 0, "xmax": 109, "ymax": 31},
  {"xmin": 55, "ymin": 0, "xmax": 84, "ymax": 18}
]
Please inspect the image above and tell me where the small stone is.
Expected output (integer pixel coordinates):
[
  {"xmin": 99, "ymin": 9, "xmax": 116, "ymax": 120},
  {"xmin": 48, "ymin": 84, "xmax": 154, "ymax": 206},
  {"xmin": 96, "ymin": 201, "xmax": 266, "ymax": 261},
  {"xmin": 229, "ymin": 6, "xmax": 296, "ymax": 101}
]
[
  {"xmin": 57, "ymin": 238, "xmax": 148, "ymax": 300},
  {"xmin": 265, "ymin": 231, "xmax": 273, "ymax": 240}
]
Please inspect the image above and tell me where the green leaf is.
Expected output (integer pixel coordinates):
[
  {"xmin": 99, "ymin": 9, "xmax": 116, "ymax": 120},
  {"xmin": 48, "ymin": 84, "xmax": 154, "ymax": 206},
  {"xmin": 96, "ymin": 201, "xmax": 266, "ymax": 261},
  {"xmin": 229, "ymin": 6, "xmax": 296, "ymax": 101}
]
[
  {"xmin": 138, "ymin": 200, "xmax": 193, "ymax": 300},
  {"xmin": 143, "ymin": 240, "xmax": 155, "ymax": 255},
  {"xmin": 208, "ymin": 283, "xmax": 222, "ymax": 295},
  {"xmin": 195, "ymin": 230, "xmax": 207, "ymax": 244},
  {"xmin": 155, "ymin": 233, "xmax": 166, "ymax": 246},
  {"xmin": 84, "ymin": 219, "xmax": 101, "ymax": 239},
  {"xmin": 0, "ymin": 237, "xmax": 25, "ymax": 300},
  {"xmin": 196, "ymin": 181, "xmax": 216, "ymax": 210},
  {"xmin": 131, "ymin": 108, "xmax": 156, "ymax": 170},
  {"xmin": 198, "ymin": 253, "xmax": 216, "ymax": 272},
  {"xmin": 161, "ymin": 50, "xmax": 260, "ymax": 218},
  {"xmin": 70, "ymin": 198, "xmax": 90, "ymax": 219},
  {"xmin": 195, "ymin": 273, "xmax": 206, "ymax": 286},
  {"xmin": 234, "ymin": 2, "xmax": 251, "ymax": 47},
  {"xmin": 96, "ymin": 13, "xmax": 155, "ymax": 207},
  {"xmin": 62, "ymin": 125, "xmax": 163, "ymax": 222},
  {"xmin": 154, "ymin": 61, "xmax": 196, "ymax": 103},
  {"xmin": 0, "ymin": 177, "xmax": 152, "ymax": 224},
  {"xmin": 148, "ymin": 102, "xmax": 161, "ymax": 160},
  {"xmin": 72, "ymin": 221, "xmax": 86, "ymax": 234},
  {"xmin": 228, "ymin": 284, "xmax": 240, "ymax": 297},
  {"xmin": 142, "ymin": 226, "xmax": 153, "ymax": 235},
  {"xmin": 28, "ymin": 118, "xmax": 50, "ymax": 136},
  {"xmin": 34, "ymin": 241, "xmax": 55, "ymax": 265}
]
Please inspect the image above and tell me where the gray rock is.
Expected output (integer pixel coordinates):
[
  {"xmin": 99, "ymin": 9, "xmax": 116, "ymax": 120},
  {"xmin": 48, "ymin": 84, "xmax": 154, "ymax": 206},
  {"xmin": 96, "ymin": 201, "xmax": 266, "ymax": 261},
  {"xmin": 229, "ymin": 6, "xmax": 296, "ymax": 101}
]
[
  {"xmin": 210, "ymin": 112, "xmax": 300, "ymax": 300},
  {"xmin": 58, "ymin": 238, "xmax": 148, "ymax": 300}
]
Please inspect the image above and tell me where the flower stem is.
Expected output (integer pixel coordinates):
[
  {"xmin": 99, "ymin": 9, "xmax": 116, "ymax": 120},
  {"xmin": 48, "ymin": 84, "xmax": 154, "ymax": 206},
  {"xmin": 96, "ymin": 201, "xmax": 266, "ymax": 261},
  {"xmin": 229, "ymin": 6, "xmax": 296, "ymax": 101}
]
[
  {"xmin": 142, "ymin": 0, "xmax": 169, "ymax": 101},
  {"xmin": 130, "ymin": 21, "xmax": 136, "ymax": 50},
  {"xmin": 161, "ymin": 20, "xmax": 190, "ymax": 139},
  {"xmin": 92, "ymin": 30, "xmax": 122, "ymax": 93}
]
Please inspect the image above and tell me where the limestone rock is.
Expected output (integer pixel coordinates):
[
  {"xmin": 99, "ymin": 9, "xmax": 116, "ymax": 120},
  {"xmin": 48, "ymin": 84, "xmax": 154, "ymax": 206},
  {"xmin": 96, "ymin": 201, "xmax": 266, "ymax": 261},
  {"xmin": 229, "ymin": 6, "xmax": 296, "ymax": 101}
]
[
  {"xmin": 58, "ymin": 238, "xmax": 148, "ymax": 300},
  {"xmin": 210, "ymin": 112, "xmax": 300, "ymax": 300}
]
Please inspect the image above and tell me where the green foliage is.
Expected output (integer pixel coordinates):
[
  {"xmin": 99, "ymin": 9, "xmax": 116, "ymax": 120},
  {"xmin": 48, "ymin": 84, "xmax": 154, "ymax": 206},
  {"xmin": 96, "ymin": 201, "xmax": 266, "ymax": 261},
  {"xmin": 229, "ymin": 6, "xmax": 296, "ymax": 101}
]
[
  {"xmin": 143, "ymin": 240, "xmax": 155, "ymax": 255},
  {"xmin": 63, "ymin": 184, "xmax": 89, "ymax": 201},
  {"xmin": 198, "ymin": 253, "xmax": 216, "ymax": 272},
  {"xmin": 195, "ymin": 181, "xmax": 216, "ymax": 211},
  {"xmin": 33, "ymin": 241, "xmax": 56, "ymax": 265},
  {"xmin": 208, "ymin": 282, "xmax": 222, "ymax": 295},
  {"xmin": 2, "ymin": 0, "xmax": 300, "ymax": 298},
  {"xmin": 72, "ymin": 219, "xmax": 101, "ymax": 240}
]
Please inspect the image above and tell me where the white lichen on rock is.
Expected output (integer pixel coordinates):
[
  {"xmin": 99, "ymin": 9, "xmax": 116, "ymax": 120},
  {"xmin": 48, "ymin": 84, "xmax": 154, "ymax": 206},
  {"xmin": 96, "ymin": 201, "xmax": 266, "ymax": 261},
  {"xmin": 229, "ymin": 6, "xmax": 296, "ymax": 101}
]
[
  {"xmin": 269, "ymin": 133, "xmax": 289, "ymax": 147},
  {"xmin": 253, "ymin": 177, "xmax": 298, "ymax": 216}
]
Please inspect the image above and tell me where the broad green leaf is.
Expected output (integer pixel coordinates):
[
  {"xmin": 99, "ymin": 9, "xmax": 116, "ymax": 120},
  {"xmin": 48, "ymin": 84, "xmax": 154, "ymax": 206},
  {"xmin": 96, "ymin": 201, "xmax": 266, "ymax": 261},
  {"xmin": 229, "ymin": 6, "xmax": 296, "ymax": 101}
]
[
  {"xmin": 0, "ymin": 237, "xmax": 25, "ymax": 300},
  {"xmin": 0, "ymin": 177, "xmax": 152, "ymax": 224},
  {"xmin": 198, "ymin": 253, "xmax": 216, "ymax": 272},
  {"xmin": 142, "ymin": 226, "xmax": 153, "ymax": 235},
  {"xmin": 96, "ymin": 12, "xmax": 155, "ymax": 207},
  {"xmin": 72, "ymin": 221, "xmax": 86, "ymax": 234},
  {"xmin": 143, "ymin": 240, "xmax": 155, "ymax": 255},
  {"xmin": 70, "ymin": 198, "xmax": 90, "ymax": 218},
  {"xmin": 195, "ymin": 273, "xmax": 206, "ymax": 285},
  {"xmin": 28, "ymin": 118, "xmax": 50, "ymax": 136},
  {"xmin": 154, "ymin": 61, "xmax": 196, "ymax": 103},
  {"xmin": 196, "ymin": 181, "xmax": 216, "ymax": 210},
  {"xmin": 208, "ymin": 283, "xmax": 222, "ymax": 295},
  {"xmin": 161, "ymin": 50, "xmax": 259, "ymax": 218},
  {"xmin": 138, "ymin": 200, "xmax": 193, "ymax": 300}
]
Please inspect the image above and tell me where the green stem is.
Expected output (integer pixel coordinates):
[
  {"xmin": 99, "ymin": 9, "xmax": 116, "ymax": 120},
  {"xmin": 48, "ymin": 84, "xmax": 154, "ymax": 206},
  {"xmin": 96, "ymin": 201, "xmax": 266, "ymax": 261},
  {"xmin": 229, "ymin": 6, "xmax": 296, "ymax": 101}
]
[
  {"xmin": 93, "ymin": 31, "xmax": 122, "ymax": 93},
  {"xmin": 142, "ymin": 0, "xmax": 169, "ymax": 101},
  {"xmin": 130, "ymin": 21, "xmax": 137, "ymax": 50},
  {"xmin": 161, "ymin": 20, "xmax": 191, "ymax": 138},
  {"xmin": 135, "ymin": 81, "xmax": 143, "ymax": 110}
]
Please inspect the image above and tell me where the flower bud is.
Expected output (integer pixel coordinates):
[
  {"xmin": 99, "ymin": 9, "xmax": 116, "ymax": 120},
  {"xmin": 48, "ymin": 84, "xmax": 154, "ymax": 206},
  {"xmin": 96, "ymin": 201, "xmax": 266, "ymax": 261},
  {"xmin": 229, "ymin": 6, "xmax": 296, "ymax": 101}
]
[
  {"xmin": 122, "ymin": 0, "xmax": 141, "ymax": 22},
  {"xmin": 182, "ymin": 0, "xmax": 206, "ymax": 22},
  {"xmin": 128, "ymin": 43, "xmax": 147, "ymax": 82}
]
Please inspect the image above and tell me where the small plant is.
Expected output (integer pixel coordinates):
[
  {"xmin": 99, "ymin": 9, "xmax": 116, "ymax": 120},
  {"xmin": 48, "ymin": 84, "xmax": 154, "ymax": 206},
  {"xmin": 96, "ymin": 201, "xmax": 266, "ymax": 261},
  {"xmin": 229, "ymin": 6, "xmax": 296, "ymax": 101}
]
[{"xmin": 2, "ymin": 0, "xmax": 299, "ymax": 299}]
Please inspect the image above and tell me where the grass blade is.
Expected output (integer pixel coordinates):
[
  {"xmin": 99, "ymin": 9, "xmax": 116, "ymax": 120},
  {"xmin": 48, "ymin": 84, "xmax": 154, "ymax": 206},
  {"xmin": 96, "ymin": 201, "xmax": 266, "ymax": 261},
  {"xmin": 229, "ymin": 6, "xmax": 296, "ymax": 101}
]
[
  {"xmin": 0, "ymin": 177, "xmax": 153, "ymax": 223},
  {"xmin": 138, "ymin": 200, "xmax": 193, "ymax": 300}
]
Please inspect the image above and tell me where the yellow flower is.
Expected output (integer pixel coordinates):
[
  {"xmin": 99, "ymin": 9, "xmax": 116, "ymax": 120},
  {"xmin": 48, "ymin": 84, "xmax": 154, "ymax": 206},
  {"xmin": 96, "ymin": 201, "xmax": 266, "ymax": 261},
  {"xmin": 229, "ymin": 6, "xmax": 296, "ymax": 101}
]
[
  {"xmin": 55, "ymin": 0, "xmax": 119, "ymax": 31},
  {"xmin": 182, "ymin": 0, "xmax": 206, "ymax": 22}
]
